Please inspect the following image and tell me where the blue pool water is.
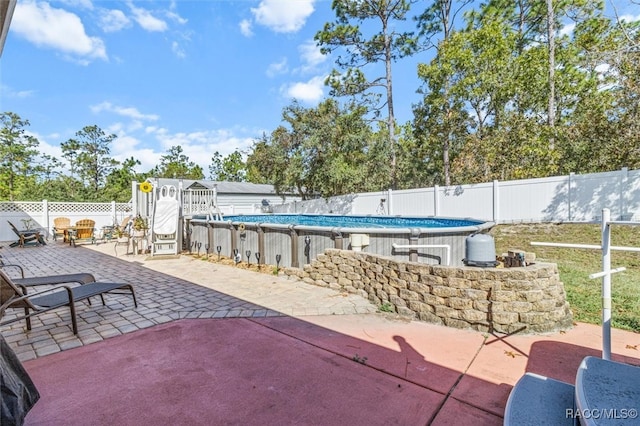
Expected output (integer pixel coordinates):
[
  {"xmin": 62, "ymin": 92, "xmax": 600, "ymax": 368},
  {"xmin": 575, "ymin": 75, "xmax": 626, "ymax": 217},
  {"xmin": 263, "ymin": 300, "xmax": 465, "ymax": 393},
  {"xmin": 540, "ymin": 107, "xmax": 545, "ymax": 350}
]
[{"xmin": 220, "ymin": 214, "xmax": 483, "ymax": 229}]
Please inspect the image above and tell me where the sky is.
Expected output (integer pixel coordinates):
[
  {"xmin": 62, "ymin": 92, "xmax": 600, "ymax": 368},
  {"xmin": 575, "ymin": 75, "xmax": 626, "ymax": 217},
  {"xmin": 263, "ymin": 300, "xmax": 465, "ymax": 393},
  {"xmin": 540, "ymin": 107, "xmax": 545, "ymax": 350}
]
[
  {"xmin": 1, "ymin": 0, "xmax": 638, "ymax": 176},
  {"xmin": 1, "ymin": 0, "xmax": 428, "ymax": 176}
]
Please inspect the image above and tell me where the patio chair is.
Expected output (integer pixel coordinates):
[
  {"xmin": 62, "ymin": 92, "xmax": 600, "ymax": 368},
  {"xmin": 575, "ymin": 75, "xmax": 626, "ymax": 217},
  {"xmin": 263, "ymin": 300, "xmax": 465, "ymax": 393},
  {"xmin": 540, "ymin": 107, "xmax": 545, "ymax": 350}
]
[
  {"xmin": 0, "ymin": 268, "xmax": 137, "ymax": 335},
  {"xmin": 0, "ymin": 261, "xmax": 96, "ymax": 288},
  {"xmin": 52, "ymin": 217, "xmax": 71, "ymax": 242},
  {"xmin": 69, "ymin": 219, "xmax": 96, "ymax": 247},
  {"xmin": 7, "ymin": 221, "xmax": 45, "ymax": 248}
]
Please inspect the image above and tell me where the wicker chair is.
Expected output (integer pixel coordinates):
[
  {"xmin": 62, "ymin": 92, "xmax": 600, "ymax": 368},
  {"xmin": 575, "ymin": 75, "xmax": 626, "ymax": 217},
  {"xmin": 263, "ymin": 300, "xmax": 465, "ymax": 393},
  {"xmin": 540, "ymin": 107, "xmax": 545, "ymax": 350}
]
[{"xmin": 52, "ymin": 217, "xmax": 71, "ymax": 242}]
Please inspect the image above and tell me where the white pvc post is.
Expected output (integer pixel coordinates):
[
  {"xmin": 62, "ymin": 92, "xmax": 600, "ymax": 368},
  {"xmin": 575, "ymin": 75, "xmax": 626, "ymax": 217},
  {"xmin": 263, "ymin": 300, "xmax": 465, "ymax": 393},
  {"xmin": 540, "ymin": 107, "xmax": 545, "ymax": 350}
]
[{"xmin": 601, "ymin": 208, "xmax": 612, "ymax": 360}]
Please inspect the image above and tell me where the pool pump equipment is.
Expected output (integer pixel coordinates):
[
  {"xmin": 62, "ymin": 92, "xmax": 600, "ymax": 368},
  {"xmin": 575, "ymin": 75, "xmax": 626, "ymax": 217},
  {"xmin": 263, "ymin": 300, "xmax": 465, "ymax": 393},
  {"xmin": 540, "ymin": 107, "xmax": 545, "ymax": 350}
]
[{"xmin": 463, "ymin": 233, "xmax": 498, "ymax": 267}]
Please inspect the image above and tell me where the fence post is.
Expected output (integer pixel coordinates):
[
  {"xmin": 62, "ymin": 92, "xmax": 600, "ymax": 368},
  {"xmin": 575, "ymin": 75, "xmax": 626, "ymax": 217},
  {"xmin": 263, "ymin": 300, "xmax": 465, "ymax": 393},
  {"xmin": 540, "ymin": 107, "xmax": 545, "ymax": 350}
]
[
  {"xmin": 601, "ymin": 208, "xmax": 612, "ymax": 360},
  {"xmin": 568, "ymin": 172, "xmax": 574, "ymax": 221},
  {"xmin": 110, "ymin": 201, "xmax": 116, "ymax": 224},
  {"xmin": 493, "ymin": 180, "xmax": 499, "ymax": 223},
  {"xmin": 42, "ymin": 199, "xmax": 49, "ymax": 237},
  {"xmin": 387, "ymin": 189, "xmax": 393, "ymax": 215},
  {"xmin": 131, "ymin": 181, "xmax": 139, "ymax": 216},
  {"xmin": 434, "ymin": 185, "xmax": 440, "ymax": 216},
  {"xmin": 620, "ymin": 167, "xmax": 628, "ymax": 220}
]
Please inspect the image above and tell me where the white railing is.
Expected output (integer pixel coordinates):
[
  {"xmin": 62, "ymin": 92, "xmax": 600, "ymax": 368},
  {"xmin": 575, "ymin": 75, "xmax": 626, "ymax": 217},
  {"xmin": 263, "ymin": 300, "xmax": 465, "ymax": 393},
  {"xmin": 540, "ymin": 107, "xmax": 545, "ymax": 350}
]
[
  {"xmin": 0, "ymin": 201, "xmax": 132, "ymax": 242},
  {"xmin": 531, "ymin": 208, "xmax": 639, "ymax": 360}
]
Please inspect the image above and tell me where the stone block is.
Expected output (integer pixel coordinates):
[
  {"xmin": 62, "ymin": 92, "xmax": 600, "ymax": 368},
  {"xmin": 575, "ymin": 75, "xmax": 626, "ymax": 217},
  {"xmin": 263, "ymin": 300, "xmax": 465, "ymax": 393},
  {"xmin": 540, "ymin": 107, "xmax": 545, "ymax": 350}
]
[
  {"xmin": 517, "ymin": 290, "xmax": 544, "ymax": 302},
  {"xmin": 409, "ymin": 300, "xmax": 433, "ymax": 313},
  {"xmin": 399, "ymin": 288, "xmax": 420, "ymax": 301},
  {"xmin": 464, "ymin": 288, "xmax": 488, "ymax": 300},
  {"xmin": 444, "ymin": 318, "xmax": 471, "ymax": 329},
  {"xmin": 519, "ymin": 312, "xmax": 549, "ymax": 325},
  {"xmin": 396, "ymin": 307, "xmax": 416, "ymax": 318},
  {"xmin": 418, "ymin": 311, "xmax": 443, "ymax": 324},
  {"xmin": 408, "ymin": 281, "xmax": 430, "ymax": 293},
  {"xmin": 448, "ymin": 297, "xmax": 473, "ymax": 310},
  {"xmin": 406, "ymin": 264, "xmax": 433, "ymax": 275},
  {"xmin": 474, "ymin": 279, "xmax": 500, "ymax": 291},
  {"xmin": 447, "ymin": 277, "xmax": 471, "ymax": 289},
  {"xmin": 435, "ymin": 305, "xmax": 459, "ymax": 319},
  {"xmin": 432, "ymin": 286, "xmax": 459, "ymax": 298},
  {"xmin": 399, "ymin": 271, "xmax": 419, "ymax": 282},
  {"xmin": 461, "ymin": 309, "xmax": 489, "ymax": 322},
  {"xmin": 461, "ymin": 269, "xmax": 486, "ymax": 280},
  {"xmin": 473, "ymin": 300, "xmax": 491, "ymax": 312},
  {"xmin": 337, "ymin": 277, "xmax": 352, "ymax": 287},
  {"xmin": 503, "ymin": 301, "xmax": 532, "ymax": 313},
  {"xmin": 492, "ymin": 290, "xmax": 516, "ymax": 302},
  {"xmin": 389, "ymin": 295, "xmax": 407, "ymax": 307},
  {"xmin": 490, "ymin": 311, "xmax": 519, "ymax": 325},
  {"xmin": 376, "ymin": 289, "xmax": 389, "ymax": 301},
  {"xmin": 422, "ymin": 293, "xmax": 445, "ymax": 306},
  {"xmin": 389, "ymin": 277, "xmax": 408, "ymax": 289},
  {"xmin": 322, "ymin": 274, "xmax": 335, "ymax": 284},
  {"xmin": 346, "ymin": 272, "xmax": 361, "ymax": 281},
  {"xmin": 420, "ymin": 274, "xmax": 443, "ymax": 285},
  {"xmin": 503, "ymin": 279, "xmax": 534, "ymax": 291}
]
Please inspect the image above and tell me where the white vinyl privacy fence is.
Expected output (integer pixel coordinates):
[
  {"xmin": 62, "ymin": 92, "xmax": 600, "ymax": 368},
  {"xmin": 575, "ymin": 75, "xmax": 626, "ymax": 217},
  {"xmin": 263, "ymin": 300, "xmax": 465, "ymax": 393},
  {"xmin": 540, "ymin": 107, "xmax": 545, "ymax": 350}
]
[{"xmin": 273, "ymin": 168, "xmax": 640, "ymax": 223}]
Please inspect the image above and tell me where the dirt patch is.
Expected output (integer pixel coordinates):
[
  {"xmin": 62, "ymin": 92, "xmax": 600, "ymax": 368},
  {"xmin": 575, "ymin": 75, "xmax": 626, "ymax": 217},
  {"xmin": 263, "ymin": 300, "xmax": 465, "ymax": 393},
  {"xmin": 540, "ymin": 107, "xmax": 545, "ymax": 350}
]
[{"xmin": 187, "ymin": 253, "xmax": 279, "ymax": 275}]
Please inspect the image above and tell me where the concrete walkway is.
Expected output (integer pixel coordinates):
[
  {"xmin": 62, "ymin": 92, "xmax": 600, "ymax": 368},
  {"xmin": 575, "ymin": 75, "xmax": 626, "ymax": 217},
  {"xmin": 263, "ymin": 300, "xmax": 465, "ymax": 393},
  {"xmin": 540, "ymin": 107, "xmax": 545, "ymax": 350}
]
[{"xmin": 2, "ymin": 240, "xmax": 640, "ymax": 425}]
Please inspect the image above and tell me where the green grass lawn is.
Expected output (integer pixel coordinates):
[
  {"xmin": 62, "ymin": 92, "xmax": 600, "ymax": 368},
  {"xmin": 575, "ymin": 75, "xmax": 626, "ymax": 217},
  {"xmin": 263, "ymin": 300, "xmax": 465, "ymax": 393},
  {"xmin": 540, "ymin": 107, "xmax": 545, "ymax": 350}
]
[{"xmin": 490, "ymin": 223, "xmax": 640, "ymax": 332}]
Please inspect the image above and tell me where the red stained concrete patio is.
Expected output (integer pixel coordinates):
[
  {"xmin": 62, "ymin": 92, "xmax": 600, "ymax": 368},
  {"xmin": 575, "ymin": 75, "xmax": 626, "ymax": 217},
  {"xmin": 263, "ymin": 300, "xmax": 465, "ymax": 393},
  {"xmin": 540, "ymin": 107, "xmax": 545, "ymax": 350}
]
[{"xmin": 1, "ymin": 240, "xmax": 639, "ymax": 425}]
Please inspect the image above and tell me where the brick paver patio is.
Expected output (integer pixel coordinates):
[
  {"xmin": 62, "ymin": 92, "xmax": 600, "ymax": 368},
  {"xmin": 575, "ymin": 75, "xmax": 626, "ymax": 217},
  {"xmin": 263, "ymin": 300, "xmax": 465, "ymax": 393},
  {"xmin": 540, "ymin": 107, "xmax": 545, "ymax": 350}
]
[{"xmin": 0, "ymin": 240, "xmax": 377, "ymax": 361}]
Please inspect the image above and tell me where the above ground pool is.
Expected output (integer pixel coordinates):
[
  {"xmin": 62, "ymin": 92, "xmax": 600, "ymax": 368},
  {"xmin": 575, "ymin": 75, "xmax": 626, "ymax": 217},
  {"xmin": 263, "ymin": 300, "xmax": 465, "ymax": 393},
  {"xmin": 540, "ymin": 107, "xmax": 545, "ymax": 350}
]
[
  {"xmin": 219, "ymin": 214, "xmax": 485, "ymax": 231},
  {"xmin": 189, "ymin": 214, "xmax": 494, "ymax": 268}
]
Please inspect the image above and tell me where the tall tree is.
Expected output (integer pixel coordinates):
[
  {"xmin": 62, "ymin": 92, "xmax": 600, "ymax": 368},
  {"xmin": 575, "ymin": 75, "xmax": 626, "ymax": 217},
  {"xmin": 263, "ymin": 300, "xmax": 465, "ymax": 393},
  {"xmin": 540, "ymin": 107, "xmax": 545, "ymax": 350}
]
[
  {"xmin": 246, "ymin": 99, "xmax": 374, "ymax": 198},
  {"xmin": 151, "ymin": 145, "xmax": 204, "ymax": 180},
  {"xmin": 0, "ymin": 112, "xmax": 41, "ymax": 201},
  {"xmin": 414, "ymin": 0, "xmax": 472, "ymax": 186},
  {"xmin": 315, "ymin": 0, "xmax": 419, "ymax": 188},
  {"xmin": 209, "ymin": 150, "xmax": 247, "ymax": 182},
  {"xmin": 61, "ymin": 125, "xmax": 119, "ymax": 200},
  {"xmin": 103, "ymin": 157, "xmax": 143, "ymax": 202}
]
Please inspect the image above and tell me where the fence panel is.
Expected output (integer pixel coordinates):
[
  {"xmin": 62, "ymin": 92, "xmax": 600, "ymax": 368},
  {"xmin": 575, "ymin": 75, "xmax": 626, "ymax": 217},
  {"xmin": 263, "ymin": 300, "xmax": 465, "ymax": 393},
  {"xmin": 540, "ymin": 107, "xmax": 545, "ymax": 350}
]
[
  {"xmin": 498, "ymin": 175, "xmax": 569, "ymax": 222},
  {"xmin": 437, "ymin": 183, "xmax": 494, "ymax": 221}
]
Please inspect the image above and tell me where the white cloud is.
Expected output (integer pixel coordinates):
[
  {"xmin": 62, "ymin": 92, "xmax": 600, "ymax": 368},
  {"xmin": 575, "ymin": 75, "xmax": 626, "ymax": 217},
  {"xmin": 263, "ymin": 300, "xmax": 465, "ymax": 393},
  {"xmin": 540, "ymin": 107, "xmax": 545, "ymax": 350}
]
[
  {"xmin": 559, "ymin": 23, "xmax": 575, "ymax": 38},
  {"xmin": 266, "ymin": 57, "xmax": 289, "ymax": 77},
  {"xmin": 99, "ymin": 9, "xmax": 131, "ymax": 33},
  {"xmin": 90, "ymin": 102, "xmax": 160, "ymax": 121},
  {"xmin": 282, "ymin": 75, "xmax": 325, "ymax": 103},
  {"xmin": 12, "ymin": 1, "xmax": 107, "ymax": 62},
  {"xmin": 0, "ymin": 84, "xmax": 35, "ymax": 99},
  {"xmin": 102, "ymin": 121, "xmax": 257, "ymax": 173},
  {"xmin": 298, "ymin": 39, "xmax": 326, "ymax": 71},
  {"xmin": 165, "ymin": 10, "xmax": 188, "ymax": 25},
  {"xmin": 128, "ymin": 3, "xmax": 168, "ymax": 32},
  {"xmin": 239, "ymin": 19, "xmax": 253, "ymax": 37},
  {"xmin": 619, "ymin": 13, "xmax": 640, "ymax": 23},
  {"xmin": 172, "ymin": 41, "xmax": 186, "ymax": 58},
  {"xmin": 251, "ymin": 0, "xmax": 315, "ymax": 33}
]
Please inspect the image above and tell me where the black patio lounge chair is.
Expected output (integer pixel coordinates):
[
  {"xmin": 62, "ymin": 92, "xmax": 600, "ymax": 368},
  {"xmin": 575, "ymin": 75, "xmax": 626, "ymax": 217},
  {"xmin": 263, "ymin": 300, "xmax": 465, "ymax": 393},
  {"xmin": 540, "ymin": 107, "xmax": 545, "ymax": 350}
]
[
  {"xmin": 1, "ymin": 332, "xmax": 40, "ymax": 425},
  {"xmin": 7, "ymin": 221, "xmax": 45, "ymax": 248},
  {"xmin": 0, "ymin": 269, "xmax": 137, "ymax": 335},
  {"xmin": 0, "ymin": 261, "xmax": 96, "ymax": 287}
]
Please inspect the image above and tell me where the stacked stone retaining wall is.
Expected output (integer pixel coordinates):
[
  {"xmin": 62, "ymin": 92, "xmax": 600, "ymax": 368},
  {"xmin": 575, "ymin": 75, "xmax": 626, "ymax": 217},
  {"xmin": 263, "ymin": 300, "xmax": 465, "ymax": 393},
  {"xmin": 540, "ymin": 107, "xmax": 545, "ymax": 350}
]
[{"xmin": 284, "ymin": 249, "xmax": 573, "ymax": 333}]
